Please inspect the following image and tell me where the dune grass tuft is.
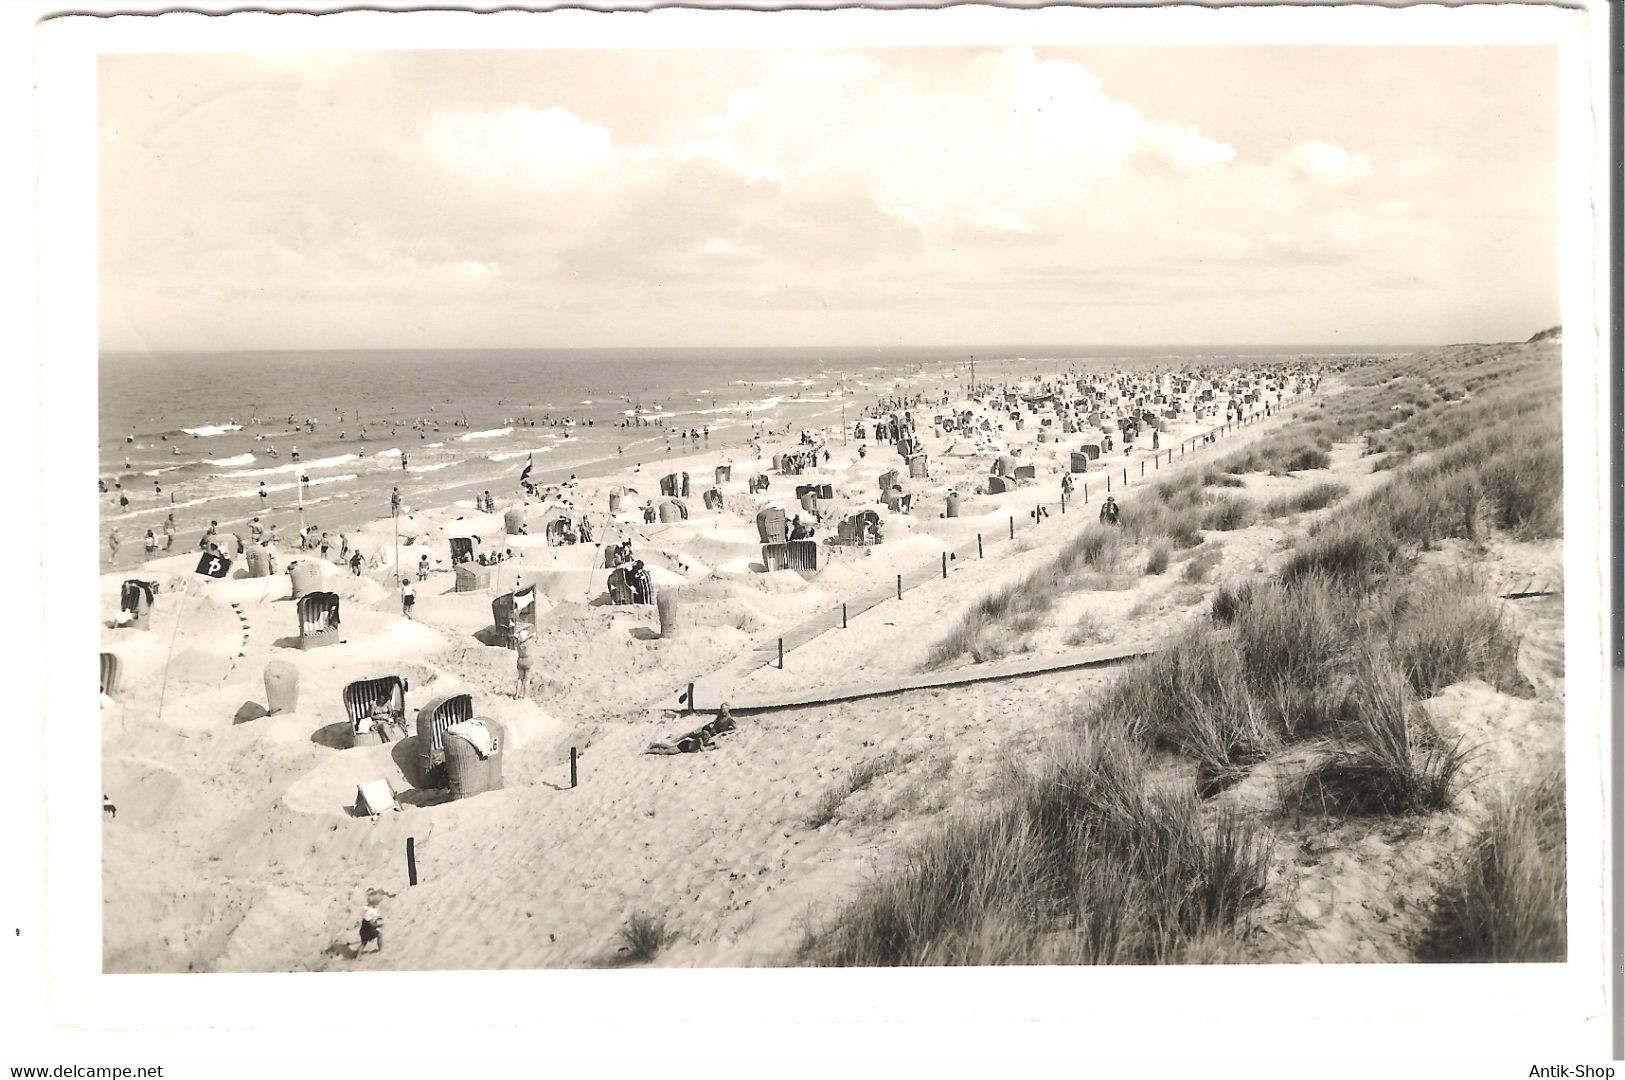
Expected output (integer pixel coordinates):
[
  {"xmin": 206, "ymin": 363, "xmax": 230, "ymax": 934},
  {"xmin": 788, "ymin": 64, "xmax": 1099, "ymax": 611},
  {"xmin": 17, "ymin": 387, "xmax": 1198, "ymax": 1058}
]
[
  {"xmin": 1181, "ymin": 545, "xmax": 1224, "ymax": 584},
  {"xmin": 1208, "ymin": 580, "xmax": 1255, "ymax": 625},
  {"xmin": 619, "ymin": 911, "xmax": 674, "ymax": 963},
  {"xmin": 1421, "ymin": 758, "xmax": 1566, "ymax": 962},
  {"xmin": 798, "ymin": 719, "xmax": 1271, "ymax": 966},
  {"xmin": 1201, "ymin": 495, "xmax": 1256, "ymax": 532},
  {"xmin": 1263, "ymin": 481, "xmax": 1348, "ymax": 517},
  {"xmin": 1377, "ymin": 573, "xmax": 1530, "ymax": 698},
  {"xmin": 1064, "ymin": 609, "xmax": 1110, "ymax": 647},
  {"xmin": 1297, "ymin": 660, "xmax": 1471, "ymax": 816},
  {"xmin": 1279, "ymin": 519, "xmax": 1403, "ymax": 594},
  {"xmin": 804, "ymin": 749, "xmax": 917, "ymax": 829}
]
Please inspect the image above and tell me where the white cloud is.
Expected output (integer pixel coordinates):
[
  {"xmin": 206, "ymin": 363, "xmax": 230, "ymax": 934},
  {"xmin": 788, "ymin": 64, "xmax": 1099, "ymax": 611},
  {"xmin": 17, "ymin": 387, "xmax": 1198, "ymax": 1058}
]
[
  {"xmin": 421, "ymin": 106, "xmax": 616, "ymax": 192},
  {"xmin": 1281, "ymin": 140, "xmax": 1372, "ymax": 185},
  {"xmin": 446, "ymin": 260, "xmax": 501, "ymax": 280}
]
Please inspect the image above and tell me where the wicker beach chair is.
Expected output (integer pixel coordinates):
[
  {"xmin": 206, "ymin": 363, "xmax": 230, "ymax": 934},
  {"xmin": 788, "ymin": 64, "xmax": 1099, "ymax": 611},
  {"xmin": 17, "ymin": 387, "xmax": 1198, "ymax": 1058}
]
[
  {"xmin": 342, "ymin": 675, "xmax": 409, "ymax": 749},
  {"xmin": 295, "ymin": 591, "xmax": 341, "ymax": 650},
  {"xmin": 491, "ymin": 585, "xmax": 537, "ymax": 649},
  {"xmin": 415, "ymin": 692, "xmax": 471, "ymax": 786}
]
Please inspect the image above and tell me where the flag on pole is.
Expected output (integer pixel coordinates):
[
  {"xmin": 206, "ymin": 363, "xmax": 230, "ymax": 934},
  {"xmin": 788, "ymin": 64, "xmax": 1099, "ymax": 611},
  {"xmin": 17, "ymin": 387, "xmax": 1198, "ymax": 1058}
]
[
  {"xmin": 195, "ymin": 552, "xmax": 231, "ymax": 578},
  {"xmin": 518, "ymin": 454, "xmax": 534, "ymax": 486}
]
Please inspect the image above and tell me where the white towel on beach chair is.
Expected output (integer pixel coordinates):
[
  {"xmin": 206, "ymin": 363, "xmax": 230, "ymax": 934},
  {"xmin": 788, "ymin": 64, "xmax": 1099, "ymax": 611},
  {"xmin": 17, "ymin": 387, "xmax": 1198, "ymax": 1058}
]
[{"xmin": 444, "ymin": 720, "xmax": 494, "ymax": 758}]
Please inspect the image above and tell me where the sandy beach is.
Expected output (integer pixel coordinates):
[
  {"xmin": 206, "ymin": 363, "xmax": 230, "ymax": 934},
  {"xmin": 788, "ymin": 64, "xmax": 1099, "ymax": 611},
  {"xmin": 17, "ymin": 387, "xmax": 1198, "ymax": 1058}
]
[{"xmin": 100, "ymin": 360, "xmax": 1341, "ymax": 971}]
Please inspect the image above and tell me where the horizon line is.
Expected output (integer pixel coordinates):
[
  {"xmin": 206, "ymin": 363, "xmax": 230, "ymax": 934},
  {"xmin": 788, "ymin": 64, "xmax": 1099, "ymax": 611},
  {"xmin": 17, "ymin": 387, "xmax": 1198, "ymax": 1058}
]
[{"xmin": 97, "ymin": 340, "xmax": 1451, "ymax": 356}]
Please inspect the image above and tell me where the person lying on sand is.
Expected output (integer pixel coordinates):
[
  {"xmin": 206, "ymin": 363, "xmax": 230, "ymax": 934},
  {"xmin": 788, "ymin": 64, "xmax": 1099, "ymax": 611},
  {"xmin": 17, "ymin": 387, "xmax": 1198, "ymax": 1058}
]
[
  {"xmin": 646, "ymin": 729, "xmax": 716, "ymax": 755},
  {"xmin": 645, "ymin": 706, "xmax": 739, "ymax": 755}
]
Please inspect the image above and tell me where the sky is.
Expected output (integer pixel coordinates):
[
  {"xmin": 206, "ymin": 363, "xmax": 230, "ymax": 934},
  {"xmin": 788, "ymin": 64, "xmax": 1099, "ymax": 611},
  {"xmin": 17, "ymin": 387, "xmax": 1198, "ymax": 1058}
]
[{"xmin": 98, "ymin": 45, "xmax": 1561, "ymax": 352}]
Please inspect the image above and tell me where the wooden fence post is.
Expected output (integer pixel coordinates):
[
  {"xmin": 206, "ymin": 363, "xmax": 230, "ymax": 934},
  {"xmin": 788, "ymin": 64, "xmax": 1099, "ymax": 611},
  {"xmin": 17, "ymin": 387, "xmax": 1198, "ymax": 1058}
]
[
  {"xmin": 406, "ymin": 837, "xmax": 418, "ymax": 886},
  {"xmin": 897, "ymin": 574, "xmax": 903, "ymax": 600},
  {"xmin": 977, "ymin": 533, "xmax": 983, "ymax": 558},
  {"xmin": 570, "ymin": 747, "xmax": 578, "ymax": 788}
]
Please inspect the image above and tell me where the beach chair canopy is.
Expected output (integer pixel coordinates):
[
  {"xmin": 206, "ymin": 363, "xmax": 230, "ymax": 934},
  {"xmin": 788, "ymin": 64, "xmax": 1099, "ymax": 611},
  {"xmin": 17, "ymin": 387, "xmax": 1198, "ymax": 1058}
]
[
  {"xmin": 454, "ymin": 564, "xmax": 493, "ymax": 593},
  {"xmin": 100, "ymin": 652, "xmax": 121, "ymax": 699},
  {"xmin": 297, "ymin": 591, "xmax": 341, "ymax": 635},
  {"xmin": 288, "ymin": 559, "xmax": 322, "ymax": 597},
  {"xmin": 606, "ymin": 566, "xmax": 636, "ymax": 605},
  {"xmin": 492, "ymin": 585, "xmax": 537, "ymax": 631},
  {"xmin": 756, "ymin": 507, "xmax": 788, "ymax": 544},
  {"xmin": 342, "ymin": 675, "xmax": 408, "ymax": 725},
  {"xmin": 762, "ymin": 539, "xmax": 820, "ymax": 573},
  {"xmin": 416, "ymin": 693, "xmax": 474, "ymax": 753},
  {"xmin": 120, "ymin": 579, "xmax": 157, "ymax": 614},
  {"xmin": 449, "ymin": 536, "xmax": 479, "ymax": 564}
]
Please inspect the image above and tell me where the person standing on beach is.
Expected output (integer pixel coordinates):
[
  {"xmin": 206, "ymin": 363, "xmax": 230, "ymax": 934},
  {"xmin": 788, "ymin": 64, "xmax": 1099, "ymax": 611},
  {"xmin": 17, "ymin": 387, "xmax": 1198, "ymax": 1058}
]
[
  {"xmin": 390, "ymin": 487, "xmax": 401, "ymax": 516},
  {"xmin": 144, "ymin": 529, "xmax": 156, "ymax": 554},
  {"xmin": 108, "ymin": 528, "xmax": 120, "ymax": 561},
  {"xmin": 162, "ymin": 515, "xmax": 176, "ymax": 551},
  {"xmin": 259, "ymin": 481, "xmax": 268, "ymax": 505},
  {"xmin": 513, "ymin": 626, "xmax": 534, "ymax": 700},
  {"xmin": 400, "ymin": 578, "xmax": 415, "ymax": 619},
  {"xmin": 417, "ymin": 554, "xmax": 429, "ymax": 582},
  {"xmin": 358, "ymin": 894, "xmax": 386, "ymax": 956}
]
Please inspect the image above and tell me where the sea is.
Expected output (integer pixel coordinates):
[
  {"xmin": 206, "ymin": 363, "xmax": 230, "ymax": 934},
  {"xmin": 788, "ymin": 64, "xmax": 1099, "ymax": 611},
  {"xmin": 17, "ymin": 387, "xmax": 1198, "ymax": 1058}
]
[{"xmin": 97, "ymin": 345, "xmax": 1403, "ymax": 552}]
